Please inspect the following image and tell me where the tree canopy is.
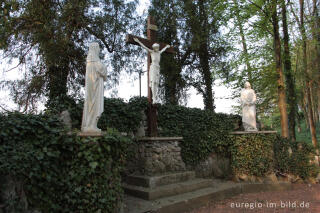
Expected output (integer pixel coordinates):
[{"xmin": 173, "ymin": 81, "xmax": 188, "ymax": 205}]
[
  {"xmin": 1, "ymin": 0, "xmax": 139, "ymax": 112},
  {"xmin": 1, "ymin": 0, "xmax": 320, "ymax": 143}
]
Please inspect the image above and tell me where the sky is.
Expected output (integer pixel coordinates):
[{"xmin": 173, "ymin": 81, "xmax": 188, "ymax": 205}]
[{"xmin": 0, "ymin": 0, "xmax": 238, "ymax": 114}]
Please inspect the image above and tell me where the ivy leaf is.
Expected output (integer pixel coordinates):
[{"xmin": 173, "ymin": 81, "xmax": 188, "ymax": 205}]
[{"xmin": 89, "ymin": 162, "xmax": 98, "ymax": 169}]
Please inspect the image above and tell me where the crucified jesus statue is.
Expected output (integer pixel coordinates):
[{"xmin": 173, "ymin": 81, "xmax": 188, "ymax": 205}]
[{"xmin": 134, "ymin": 37, "xmax": 170, "ymax": 103}]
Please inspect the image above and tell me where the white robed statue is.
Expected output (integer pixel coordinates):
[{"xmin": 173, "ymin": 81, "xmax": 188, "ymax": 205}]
[
  {"xmin": 241, "ymin": 82, "xmax": 258, "ymax": 131},
  {"xmin": 81, "ymin": 42, "xmax": 107, "ymax": 133}
]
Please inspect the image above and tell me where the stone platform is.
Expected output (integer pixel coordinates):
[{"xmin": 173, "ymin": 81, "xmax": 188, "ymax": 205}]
[
  {"xmin": 123, "ymin": 180, "xmax": 293, "ymax": 213},
  {"xmin": 124, "ymin": 172, "xmax": 212, "ymax": 200},
  {"xmin": 127, "ymin": 137, "xmax": 186, "ymax": 176},
  {"xmin": 230, "ymin": 130, "xmax": 277, "ymax": 135},
  {"xmin": 77, "ymin": 131, "xmax": 105, "ymax": 137},
  {"xmin": 124, "ymin": 137, "xmax": 214, "ymax": 202}
]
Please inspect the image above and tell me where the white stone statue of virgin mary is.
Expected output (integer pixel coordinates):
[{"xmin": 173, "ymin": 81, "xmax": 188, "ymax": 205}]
[
  {"xmin": 241, "ymin": 82, "xmax": 258, "ymax": 131},
  {"xmin": 81, "ymin": 42, "xmax": 107, "ymax": 133}
]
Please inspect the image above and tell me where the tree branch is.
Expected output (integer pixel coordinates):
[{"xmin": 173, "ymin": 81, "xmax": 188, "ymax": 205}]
[{"xmin": 85, "ymin": 26, "xmax": 113, "ymax": 53}]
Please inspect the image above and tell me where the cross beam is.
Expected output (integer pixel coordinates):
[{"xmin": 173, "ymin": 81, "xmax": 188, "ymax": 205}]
[{"xmin": 126, "ymin": 35, "xmax": 175, "ymax": 54}]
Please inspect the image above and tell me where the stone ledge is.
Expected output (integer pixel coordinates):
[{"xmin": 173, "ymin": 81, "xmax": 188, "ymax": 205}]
[
  {"xmin": 123, "ymin": 178, "xmax": 212, "ymax": 200},
  {"xmin": 77, "ymin": 131, "xmax": 105, "ymax": 137},
  {"xmin": 137, "ymin": 137, "xmax": 183, "ymax": 142},
  {"xmin": 125, "ymin": 171, "xmax": 196, "ymax": 188},
  {"xmin": 123, "ymin": 181, "xmax": 293, "ymax": 213},
  {"xmin": 230, "ymin": 131, "xmax": 277, "ymax": 135}
]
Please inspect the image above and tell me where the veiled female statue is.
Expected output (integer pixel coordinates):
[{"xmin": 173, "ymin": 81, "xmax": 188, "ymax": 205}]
[
  {"xmin": 81, "ymin": 42, "xmax": 107, "ymax": 133},
  {"xmin": 241, "ymin": 82, "xmax": 258, "ymax": 131}
]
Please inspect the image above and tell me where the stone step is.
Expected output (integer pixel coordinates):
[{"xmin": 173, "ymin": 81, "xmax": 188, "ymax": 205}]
[
  {"xmin": 123, "ymin": 180, "xmax": 294, "ymax": 213},
  {"xmin": 124, "ymin": 171, "xmax": 196, "ymax": 188},
  {"xmin": 123, "ymin": 178, "xmax": 213, "ymax": 200}
]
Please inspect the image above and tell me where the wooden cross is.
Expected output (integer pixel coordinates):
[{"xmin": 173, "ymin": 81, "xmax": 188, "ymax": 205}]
[{"xmin": 126, "ymin": 16, "xmax": 175, "ymax": 137}]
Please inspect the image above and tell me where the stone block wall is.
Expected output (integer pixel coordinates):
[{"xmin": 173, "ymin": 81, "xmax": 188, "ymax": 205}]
[{"xmin": 126, "ymin": 137, "xmax": 186, "ymax": 176}]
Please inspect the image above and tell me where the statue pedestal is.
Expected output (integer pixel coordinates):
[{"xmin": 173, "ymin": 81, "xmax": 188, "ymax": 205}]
[
  {"xmin": 77, "ymin": 131, "xmax": 105, "ymax": 137},
  {"xmin": 130, "ymin": 137, "xmax": 186, "ymax": 176},
  {"xmin": 230, "ymin": 131, "xmax": 277, "ymax": 135},
  {"xmin": 123, "ymin": 137, "xmax": 212, "ymax": 200}
]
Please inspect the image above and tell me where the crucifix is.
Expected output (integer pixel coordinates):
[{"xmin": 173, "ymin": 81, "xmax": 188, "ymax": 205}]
[{"xmin": 126, "ymin": 16, "xmax": 175, "ymax": 137}]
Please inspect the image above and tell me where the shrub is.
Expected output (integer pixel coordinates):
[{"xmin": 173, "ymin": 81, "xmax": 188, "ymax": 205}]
[
  {"xmin": 274, "ymin": 135, "xmax": 319, "ymax": 179},
  {"xmin": 230, "ymin": 133, "xmax": 319, "ymax": 179},
  {"xmin": 230, "ymin": 134, "xmax": 275, "ymax": 177},
  {"xmin": 46, "ymin": 96, "xmax": 149, "ymax": 134},
  {"xmin": 45, "ymin": 94, "xmax": 83, "ymax": 129},
  {"xmin": 0, "ymin": 112, "xmax": 131, "ymax": 213},
  {"xmin": 98, "ymin": 97, "xmax": 148, "ymax": 133},
  {"xmin": 158, "ymin": 104, "xmax": 236, "ymax": 165}
]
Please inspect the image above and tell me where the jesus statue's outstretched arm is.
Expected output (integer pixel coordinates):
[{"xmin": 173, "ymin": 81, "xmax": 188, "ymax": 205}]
[
  {"xmin": 160, "ymin": 44, "xmax": 171, "ymax": 54},
  {"xmin": 133, "ymin": 37, "xmax": 153, "ymax": 52}
]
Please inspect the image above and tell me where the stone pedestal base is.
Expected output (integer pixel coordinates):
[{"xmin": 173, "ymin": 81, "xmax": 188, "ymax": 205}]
[
  {"xmin": 230, "ymin": 131, "xmax": 277, "ymax": 135},
  {"xmin": 77, "ymin": 131, "xmax": 105, "ymax": 137},
  {"xmin": 123, "ymin": 137, "xmax": 213, "ymax": 201},
  {"xmin": 132, "ymin": 137, "xmax": 186, "ymax": 176}
]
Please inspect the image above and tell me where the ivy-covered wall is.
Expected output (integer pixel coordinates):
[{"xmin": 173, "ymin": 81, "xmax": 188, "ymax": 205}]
[
  {"xmin": 45, "ymin": 95, "xmax": 148, "ymax": 133},
  {"xmin": 230, "ymin": 133, "xmax": 319, "ymax": 180},
  {"xmin": 230, "ymin": 134, "xmax": 276, "ymax": 177},
  {"xmin": 158, "ymin": 105, "xmax": 239, "ymax": 166},
  {"xmin": 0, "ymin": 112, "xmax": 131, "ymax": 213},
  {"xmin": 48, "ymin": 96, "xmax": 240, "ymax": 167},
  {"xmin": 273, "ymin": 135, "xmax": 319, "ymax": 179},
  {"xmin": 3, "ymin": 97, "xmax": 317, "ymax": 213}
]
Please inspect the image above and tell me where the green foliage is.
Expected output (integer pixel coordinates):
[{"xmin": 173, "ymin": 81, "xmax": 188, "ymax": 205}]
[
  {"xmin": 0, "ymin": 0, "xmax": 140, "ymax": 111},
  {"xmin": 274, "ymin": 135, "xmax": 319, "ymax": 179},
  {"xmin": 230, "ymin": 133, "xmax": 319, "ymax": 179},
  {"xmin": 230, "ymin": 134, "xmax": 275, "ymax": 177},
  {"xmin": 0, "ymin": 112, "xmax": 131, "ymax": 213},
  {"xmin": 148, "ymin": 0, "xmax": 189, "ymax": 104},
  {"xmin": 158, "ymin": 104, "xmax": 237, "ymax": 165},
  {"xmin": 45, "ymin": 96, "xmax": 148, "ymax": 133},
  {"xmin": 295, "ymin": 121, "xmax": 320, "ymax": 145},
  {"xmin": 45, "ymin": 94, "xmax": 83, "ymax": 128},
  {"xmin": 48, "ymin": 96, "xmax": 237, "ymax": 167},
  {"xmin": 98, "ymin": 97, "xmax": 148, "ymax": 133}
]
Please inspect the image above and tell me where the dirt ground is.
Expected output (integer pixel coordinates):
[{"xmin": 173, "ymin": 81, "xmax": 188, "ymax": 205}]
[{"xmin": 187, "ymin": 184, "xmax": 320, "ymax": 213}]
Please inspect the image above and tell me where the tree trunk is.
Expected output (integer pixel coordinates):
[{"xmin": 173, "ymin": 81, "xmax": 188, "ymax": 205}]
[
  {"xmin": 313, "ymin": 0, "xmax": 320, "ymax": 72},
  {"xmin": 300, "ymin": 0, "xmax": 318, "ymax": 147},
  {"xmin": 183, "ymin": 0, "xmax": 215, "ymax": 111},
  {"xmin": 200, "ymin": 46, "xmax": 214, "ymax": 111},
  {"xmin": 302, "ymin": 93, "xmax": 310, "ymax": 129},
  {"xmin": 282, "ymin": 0, "xmax": 297, "ymax": 141},
  {"xmin": 47, "ymin": 63, "xmax": 69, "ymax": 103},
  {"xmin": 272, "ymin": 0, "xmax": 289, "ymax": 138},
  {"xmin": 312, "ymin": 0, "xmax": 320, "ymax": 121},
  {"xmin": 199, "ymin": 2, "xmax": 214, "ymax": 111},
  {"xmin": 310, "ymin": 82, "xmax": 318, "ymax": 123},
  {"xmin": 233, "ymin": 0, "xmax": 253, "ymax": 84}
]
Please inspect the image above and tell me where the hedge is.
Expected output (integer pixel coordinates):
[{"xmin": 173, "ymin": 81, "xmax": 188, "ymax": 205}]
[
  {"xmin": 0, "ymin": 112, "xmax": 131, "ymax": 213},
  {"xmin": 230, "ymin": 133, "xmax": 319, "ymax": 179},
  {"xmin": 46, "ymin": 96, "xmax": 240, "ymax": 166},
  {"xmin": 158, "ymin": 104, "xmax": 239, "ymax": 165},
  {"xmin": 230, "ymin": 134, "xmax": 275, "ymax": 177},
  {"xmin": 273, "ymin": 135, "xmax": 319, "ymax": 179}
]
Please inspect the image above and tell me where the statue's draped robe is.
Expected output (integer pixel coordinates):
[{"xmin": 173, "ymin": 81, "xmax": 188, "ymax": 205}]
[
  {"xmin": 241, "ymin": 88, "xmax": 257, "ymax": 131},
  {"xmin": 81, "ymin": 45, "xmax": 106, "ymax": 132}
]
